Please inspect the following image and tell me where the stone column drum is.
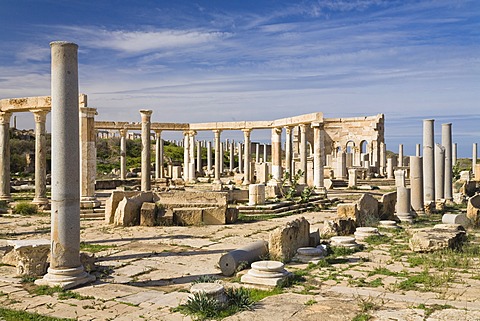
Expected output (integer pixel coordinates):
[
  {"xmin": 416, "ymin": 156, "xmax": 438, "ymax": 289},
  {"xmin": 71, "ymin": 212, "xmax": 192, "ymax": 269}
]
[
  {"xmin": 423, "ymin": 119, "xmax": 435, "ymax": 202},
  {"xmin": 312, "ymin": 123, "xmax": 324, "ymax": 188},
  {"xmin": 271, "ymin": 127, "xmax": 282, "ymax": 182},
  {"xmin": 119, "ymin": 129, "xmax": 127, "ymax": 180},
  {"xmin": 32, "ymin": 110, "xmax": 49, "ymax": 206},
  {"xmin": 0, "ymin": 112, "xmax": 12, "ymax": 201},
  {"xmin": 442, "ymin": 123, "xmax": 452, "ymax": 201},
  {"xmin": 242, "ymin": 129, "xmax": 252, "ymax": 185},
  {"xmin": 36, "ymin": 41, "xmax": 94, "ymax": 289},
  {"xmin": 213, "ymin": 130, "xmax": 222, "ymax": 184},
  {"xmin": 140, "ymin": 109, "xmax": 152, "ymax": 191},
  {"xmin": 299, "ymin": 124, "xmax": 308, "ymax": 184},
  {"xmin": 410, "ymin": 156, "xmax": 424, "ymax": 214},
  {"xmin": 80, "ymin": 107, "xmax": 100, "ymax": 208},
  {"xmin": 396, "ymin": 186, "xmax": 414, "ymax": 223}
]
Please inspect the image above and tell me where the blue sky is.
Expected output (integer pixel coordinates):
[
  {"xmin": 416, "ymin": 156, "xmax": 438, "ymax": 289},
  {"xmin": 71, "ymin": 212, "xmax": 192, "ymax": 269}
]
[{"xmin": 0, "ymin": 0, "xmax": 479, "ymax": 157}]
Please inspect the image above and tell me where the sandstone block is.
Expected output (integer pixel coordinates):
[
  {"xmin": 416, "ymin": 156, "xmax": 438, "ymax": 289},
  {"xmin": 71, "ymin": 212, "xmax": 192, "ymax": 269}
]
[
  {"xmin": 356, "ymin": 193, "xmax": 379, "ymax": 226},
  {"xmin": 268, "ymin": 217, "xmax": 310, "ymax": 262},
  {"xmin": 320, "ymin": 218, "xmax": 356, "ymax": 237},
  {"xmin": 379, "ymin": 191, "xmax": 397, "ymax": 220},
  {"xmin": 140, "ymin": 202, "xmax": 158, "ymax": 226},
  {"xmin": 409, "ymin": 224, "xmax": 467, "ymax": 252},
  {"xmin": 336, "ymin": 203, "xmax": 358, "ymax": 221},
  {"xmin": 173, "ymin": 208, "xmax": 203, "ymax": 226},
  {"xmin": 467, "ymin": 194, "xmax": 480, "ymax": 226},
  {"xmin": 202, "ymin": 206, "xmax": 227, "ymax": 225}
]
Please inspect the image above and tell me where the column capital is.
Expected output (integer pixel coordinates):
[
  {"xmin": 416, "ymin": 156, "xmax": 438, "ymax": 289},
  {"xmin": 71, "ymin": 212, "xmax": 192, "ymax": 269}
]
[
  {"xmin": 154, "ymin": 129, "xmax": 162, "ymax": 135},
  {"xmin": 272, "ymin": 127, "xmax": 282, "ymax": 135},
  {"xmin": 284, "ymin": 126, "xmax": 293, "ymax": 133},
  {"xmin": 140, "ymin": 109, "xmax": 153, "ymax": 121},
  {"xmin": 31, "ymin": 109, "xmax": 49, "ymax": 123},
  {"xmin": 0, "ymin": 112, "xmax": 12, "ymax": 124},
  {"xmin": 188, "ymin": 130, "xmax": 197, "ymax": 136},
  {"xmin": 299, "ymin": 123, "xmax": 308, "ymax": 132},
  {"xmin": 311, "ymin": 122, "xmax": 324, "ymax": 129},
  {"xmin": 119, "ymin": 128, "xmax": 128, "ymax": 137},
  {"xmin": 79, "ymin": 107, "xmax": 97, "ymax": 118},
  {"xmin": 213, "ymin": 129, "xmax": 222, "ymax": 137}
]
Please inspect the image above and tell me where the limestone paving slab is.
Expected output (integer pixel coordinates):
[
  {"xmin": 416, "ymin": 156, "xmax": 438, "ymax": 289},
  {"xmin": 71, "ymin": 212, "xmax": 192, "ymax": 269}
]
[{"xmin": 72, "ymin": 283, "xmax": 143, "ymax": 301}]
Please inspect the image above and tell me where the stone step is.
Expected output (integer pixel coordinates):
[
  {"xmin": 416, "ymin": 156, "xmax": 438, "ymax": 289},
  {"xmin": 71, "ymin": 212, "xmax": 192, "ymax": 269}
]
[{"xmin": 238, "ymin": 198, "xmax": 331, "ymax": 217}]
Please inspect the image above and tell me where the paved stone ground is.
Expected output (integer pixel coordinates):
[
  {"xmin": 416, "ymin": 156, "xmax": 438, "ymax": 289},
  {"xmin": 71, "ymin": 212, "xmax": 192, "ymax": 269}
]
[{"xmin": 1, "ymin": 192, "xmax": 480, "ymax": 320}]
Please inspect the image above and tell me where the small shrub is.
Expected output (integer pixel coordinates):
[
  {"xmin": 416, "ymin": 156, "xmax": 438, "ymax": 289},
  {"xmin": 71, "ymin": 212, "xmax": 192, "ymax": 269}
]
[
  {"xmin": 13, "ymin": 202, "xmax": 38, "ymax": 215},
  {"xmin": 191, "ymin": 275, "xmax": 219, "ymax": 284}
]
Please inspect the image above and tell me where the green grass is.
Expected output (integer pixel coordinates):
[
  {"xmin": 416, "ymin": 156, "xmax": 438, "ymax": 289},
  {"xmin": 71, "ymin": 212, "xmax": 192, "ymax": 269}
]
[
  {"xmin": 363, "ymin": 235, "xmax": 391, "ymax": 246},
  {"xmin": 0, "ymin": 307, "xmax": 74, "ymax": 321},
  {"xmin": 414, "ymin": 303, "xmax": 454, "ymax": 318},
  {"xmin": 12, "ymin": 202, "xmax": 38, "ymax": 215},
  {"xmin": 396, "ymin": 269, "xmax": 455, "ymax": 292},
  {"xmin": 32, "ymin": 285, "xmax": 93, "ymax": 300},
  {"xmin": 352, "ymin": 313, "xmax": 372, "ymax": 321},
  {"xmin": 79, "ymin": 242, "xmax": 117, "ymax": 253}
]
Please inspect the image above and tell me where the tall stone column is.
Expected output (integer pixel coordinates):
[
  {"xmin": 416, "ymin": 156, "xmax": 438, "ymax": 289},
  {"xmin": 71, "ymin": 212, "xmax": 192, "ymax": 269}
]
[
  {"xmin": 119, "ymin": 129, "xmax": 127, "ymax": 180},
  {"xmin": 386, "ymin": 158, "xmax": 394, "ymax": 179},
  {"xmin": 452, "ymin": 143, "xmax": 457, "ymax": 166},
  {"xmin": 0, "ymin": 112, "xmax": 12, "ymax": 201},
  {"xmin": 299, "ymin": 124, "xmax": 308, "ymax": 184},
  {"xmin": 183, "ymin": 131, "xmax": 190, "ymax": 180},
  {"xmin": 398, "ymin": 144, "xmax": 404, "ymax": 167},
  {"xmin": 263, "ymin": 144, "xmax": 267, "ymax": 163},
  {"xmin": 256, "ymin": 143, "xmax": 260, "ymax": 163},
  {"xmin": 213, "ymin": 130, "xmax": 222, "ymax": 184},
  {"xmin": 416, "ymin": 144, "xmax": 421, "ymax": 157},
  {"xmin": 206, "ymin": 141, "xmax": 212, "ymax": 173},
  {"xmin": 242, "ymin": 129, "xmax": 252, "ymax": 185},
  {"xmin": 188, "ymin": 131, "xmax": 196, "ymax": 182},
  {"xmin": 229, "ymin": 143, "xmax": 234, "ymax": 172},
  {"xmin": 410, "ymin": 156, "xmax": 424, "ymax": 214},
  {"xmin": 36, "ymin": 41, "xmax": 94, "ymax": 289},
  {"xmin": 379, "ymin": 142, "xmax": 386, "ymax": 176},
  {"xmin": 80, "ymin": 107, "xmax": 100, "ymax": 208},
  {"xmin": 155, "ymin": 130, "xmax": 164, "ymax": 179},
  {"xmin": 473, "ymin": 143, "xmax": 478, "ymax": 178},
  {"xmin": 423, "ymin": 119, "xmax": 435, "ymax": 202},
  {"xmin": 237, "ymin": 142, "xmax": 243, "ymax": 174},
  {"xmin": 270, "ymin": 127, "xmax": 283, "ymax": 182},
  {"xmin": 336, "ymin": 151, "xmax": 347, "ymax": 179},
  {"xmin": 196, "ymin": 141, "xmax": 203, "ymax": 175},
  {"xmin": 285, "ymin": 126, "xmax": 293, "ymax": 179},
  {"xmin": 140, "ymin": 109, "xmax": 152, "ymax": 191},
  {"xmin": 312, "ymin": 123, "xmax": 324, "ymax": 188},
  {"xmin": 31, "ymin": 110, "xmax": 49, "ymax": 206},
  {"xmin": 435, "ymin": 144, "xmax": 445, "ymax": 200},
  {"xmin": 442, "ymin": 123, "xmax": 453, "ymax": 201},
  {"xmin": 219, "ymin": 141, "xmax": 224, "ymax": 174}
]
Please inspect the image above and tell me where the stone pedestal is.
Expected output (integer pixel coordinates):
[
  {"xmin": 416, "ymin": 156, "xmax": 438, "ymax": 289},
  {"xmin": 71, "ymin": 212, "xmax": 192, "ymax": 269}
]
[
  {"xmin": 190, "ymin": 283, "xmax": 227, "ymax": 304},
  {"xmin": 294, "ymin": 246, "xmax": 326, "ymax": 263},
  {"xmin": 35, "ymin": 41, "xmax": 94, "ymax": 289},
  {"xmin": 378, "ymin": 220, "xmax": 400, "ymax": 229},
  {"xmin": 396, "ymin": 186, "xmax": 414, "ymax": 223},
  {"xmin": 330, "ymin": 236, "xmax": 359, "ymax": 248},
  {"xmin": 354, "ymin": 227, "xmax": 380, "ymax": 241},
  {"xmin": 248, "ymin": 184, "xmax": 266, "ymax": 206},
  {"xmin": 241, "ymin": 261, "xmax": 290, "ymax": 287},
  {"xmin": 348, "ymin": 169, "xmax": 357, "ymax": 187}
]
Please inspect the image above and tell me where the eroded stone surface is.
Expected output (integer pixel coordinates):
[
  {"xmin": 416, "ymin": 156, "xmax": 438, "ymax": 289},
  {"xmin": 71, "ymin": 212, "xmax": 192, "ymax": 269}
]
[
  {"xmin": 268, "ymin": 217, "xmax": 310, "ymax": 262},
  {"xmin": 409, "ymin": 224, "xmax": 467, "ymax": 252}
]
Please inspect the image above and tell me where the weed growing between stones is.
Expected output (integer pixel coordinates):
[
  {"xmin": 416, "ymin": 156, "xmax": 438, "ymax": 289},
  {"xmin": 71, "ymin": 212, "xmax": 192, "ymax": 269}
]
[
  {"xmin": 414, "ymin": 303, "xmax": 454, "ymax": 318},
  {"xmin": 173, "ymin": 287, "xmax": 280, "ymax": 320},
  {"xmin": 80, "ymin": 242, "xmax": 117, "ymax": 253},
  {"xmin": 0, "ymin": 307, "xmax": 74, "ymax": 321},
  {"xmin": 12, "ymin": 201, "xmax": 38, "ymax": 215},
  {"xmin": 192, "ymin": 275, "xmax": 220, "ymax": 284}
]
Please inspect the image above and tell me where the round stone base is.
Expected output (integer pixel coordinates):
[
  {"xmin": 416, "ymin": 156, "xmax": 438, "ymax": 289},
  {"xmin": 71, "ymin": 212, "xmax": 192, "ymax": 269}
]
[
  {"xmin": 190, "ymin": 282, "xmax": 226, "ymax": 303},
  {"xmin": 35, "ymin": 266, "xmax": 95, "ymax": 290}
]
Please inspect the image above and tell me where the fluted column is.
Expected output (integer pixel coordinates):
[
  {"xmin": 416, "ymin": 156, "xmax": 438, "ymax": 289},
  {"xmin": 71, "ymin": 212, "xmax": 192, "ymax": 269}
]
[
  {"xmin": 119, "ymin": 129, "xmax": 127, "ymax": 179},
  {"xmin": 36, "ymin": 41, "xmax": 94, "ymax": 289},
  {"xmin": 271, "ymin": 127, "xmax": 282, "ymax": 181},
  {"xmin": 242, "ymin": 129, "xmax": 252, "ymax": 185},
  {"xmin": 31, "ymin": 110, "xmax": 49, "ymax": 206},
  {"xmin": 442, "ymin": 123, "xmax": 452, "ymax": 201},
  {"xmin": 423, "ymin": 119, "xmax": 435, "ymax": 202},
  {"xmin": 155, "ymin": 130, "xmax": 164, "ymax": 179},
  {"xmin": 299, "ymin": 124, "xmax": 308, "ymax": 184},
  {"xmin": 312, "ymin": 123, "xmax": 324, "ymax": 188},
  {"xmin": 213, "ymin": 130, "xmax": 222, "ymax": 184},
  {"xmin": 285, "ymin": 126, "xmax": 293, "ymax": 180},
  {"xmin": 80, "ymin": 107, "xmax": 99, "ymax": 207},
  {"xmin": 140, "ymin": 110, "xmax": 152, "ymax": 191},
  {"xmin": 0, "ymin": 112, "xmax": 12, "ymax": 201}
]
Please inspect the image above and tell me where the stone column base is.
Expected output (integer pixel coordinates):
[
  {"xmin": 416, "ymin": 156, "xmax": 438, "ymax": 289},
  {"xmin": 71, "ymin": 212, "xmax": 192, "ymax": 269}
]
[
  {"xmin": 35, "ymin": 266, "xmax": 95, "ymax": 290},
  {"xmin": 0, "ymin": 195, "xmax": 12, "ymax": 202},
  {"xmin": 80, "ymin": 198, "xmax": 101, "ymax": 209},
  {"xmin": 32, "ymin": 198, "xmax": 50, "ymax": 208}
]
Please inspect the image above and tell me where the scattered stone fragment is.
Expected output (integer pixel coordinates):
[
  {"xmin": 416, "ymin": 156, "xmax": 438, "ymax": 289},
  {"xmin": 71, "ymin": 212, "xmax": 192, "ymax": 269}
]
[
  {"xmin": 2, "ymin": 239, "xmax": 50, "ymax": 276},
  {"xmin": 293, "ymin": 246, "xmax": 326, "ymax": 263},
  {"xmin": 240, "ymin": 260, "xmax": 290, "ymax": 287},
  {"xmin": 409, "ymin": 224, "xmax": 467, "ymax": 252},
  {"xmin": 378, "ymin": 220, "xmax": 400, "ymax": 229},
  {"xmin": 466, "ymin": 194, "xmax": 480, "ymax": 227},
  {"xmin": 442, "ymin": 213, "xmax": 470, "ymax": 228},
  {"xmin": 268, "ymin": 217, "xmax": 310, "ymax": 262},
  {"xmin": 330, "ymin": 236, "xmax": 359, "ymax": 248},
  {"xmin": 218, "ymin": 240, "xmax": 269, "ymax": 276},
  {"xmin": 190, "ymin": 282, "xmax": 227, "ymax": 304},
  {"xmin": 321, "ymin": 218, "xmax": 357, "ymax": 237}
]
